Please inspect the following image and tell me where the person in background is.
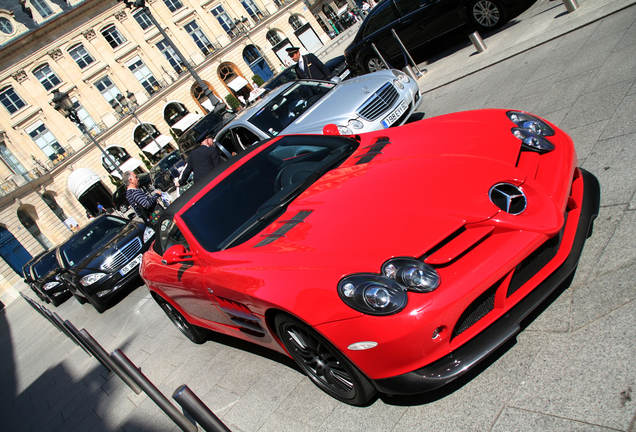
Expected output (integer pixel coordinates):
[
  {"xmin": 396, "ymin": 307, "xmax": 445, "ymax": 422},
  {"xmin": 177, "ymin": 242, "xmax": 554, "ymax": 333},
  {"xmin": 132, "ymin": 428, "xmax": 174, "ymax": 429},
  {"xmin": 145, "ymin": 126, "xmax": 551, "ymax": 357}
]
[
  {"xmin": 179, "ymin": 135, "xmax": 222, "ymax": 186},
  {"xmin": 124, "ymin": 171, "xmax": 163, "ymax": 225},
  {"xmin": 287, "ymin": 47, "xmax": 332, "ymax": 80},
  {"xmin": 96, "ymin": 202, "xmax": 106, "ymax": 215}
]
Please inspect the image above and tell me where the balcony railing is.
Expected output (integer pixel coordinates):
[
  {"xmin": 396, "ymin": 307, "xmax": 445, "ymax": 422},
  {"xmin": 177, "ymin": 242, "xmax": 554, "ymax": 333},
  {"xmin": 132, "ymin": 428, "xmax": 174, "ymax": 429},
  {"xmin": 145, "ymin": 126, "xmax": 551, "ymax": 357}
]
[{"xmin": 0, "ymin": 178, "xmax": 18, "ymax": 196}]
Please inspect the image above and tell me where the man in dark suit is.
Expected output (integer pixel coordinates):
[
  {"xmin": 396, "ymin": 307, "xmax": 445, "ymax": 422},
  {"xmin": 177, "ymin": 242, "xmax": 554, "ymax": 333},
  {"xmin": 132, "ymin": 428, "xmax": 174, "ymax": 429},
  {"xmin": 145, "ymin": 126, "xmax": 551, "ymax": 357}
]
[
  {"xmin": 179, "ymin": 135, "xmax": 221, "ymax": 186},
  {"xmin": 287, "ymin": 47, "xmax": 332, "ymax": 80}
]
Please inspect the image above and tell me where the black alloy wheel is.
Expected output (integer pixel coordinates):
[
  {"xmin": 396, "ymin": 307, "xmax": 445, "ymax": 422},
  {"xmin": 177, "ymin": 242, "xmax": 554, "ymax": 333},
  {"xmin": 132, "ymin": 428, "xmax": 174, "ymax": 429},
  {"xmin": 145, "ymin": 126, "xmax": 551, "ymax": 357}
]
[
  {"xmin": 154, "ymin": 295, "xmax": 208, "ymax": 344},
  {"xmin": 275, "ymin": 314, "xmax": 376, "ymax": 406},
  {"xmin": 365, "ymin": 56, "xmax": 388, "ymax": 74},
  {"xmin": 469, "ymin": 0, "xmax": 506, "ymax": 30}
]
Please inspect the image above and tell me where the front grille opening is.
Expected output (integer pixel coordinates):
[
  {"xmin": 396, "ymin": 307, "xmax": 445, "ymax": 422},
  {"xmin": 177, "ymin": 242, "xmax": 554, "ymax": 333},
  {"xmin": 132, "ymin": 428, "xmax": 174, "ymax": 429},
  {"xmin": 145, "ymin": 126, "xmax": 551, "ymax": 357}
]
[
  {"xmin": 100, "ymin": 238, "xmax": 142, "ymax": 272},
  {"xmin": 357, "ymin": 83, "xmax": 399, "ymax": 121},
  {"xmin": 451, "ymin": 278, "xmax": 502, "ymax": 340},
  {"xmin": 507, "ymin": 211, "xmax": 568, "ymax": 297}
]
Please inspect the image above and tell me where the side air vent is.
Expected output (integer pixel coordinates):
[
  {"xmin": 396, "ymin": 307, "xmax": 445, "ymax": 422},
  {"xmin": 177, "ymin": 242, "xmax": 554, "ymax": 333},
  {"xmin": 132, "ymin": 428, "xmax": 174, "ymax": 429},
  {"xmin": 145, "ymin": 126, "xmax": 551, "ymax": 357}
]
[
  {"xmin": 215, "ymin": 296, "xmax": 265, "ymax": 337},
  {"xmin": 451, "ymin": 278, "xmax": 503, "ymax": 340},
  {"xmin": 355, "ymin": 137, "xmax": 391, "ymax": 165},
  {"xmin": 254, "ymin": 210, "xmax": 313, "ymax": 247}
]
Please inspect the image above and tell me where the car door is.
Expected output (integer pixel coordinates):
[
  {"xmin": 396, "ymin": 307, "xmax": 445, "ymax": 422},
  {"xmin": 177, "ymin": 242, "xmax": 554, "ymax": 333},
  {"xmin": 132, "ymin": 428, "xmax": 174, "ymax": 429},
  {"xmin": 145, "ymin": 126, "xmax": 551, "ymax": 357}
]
[
  {"xmin": 359, "ymin": 1, "xmax": 402, "ymax": 66},
  {"xmin": 394, "ymin": 0, "xmax": 463, "ymax": 52}
]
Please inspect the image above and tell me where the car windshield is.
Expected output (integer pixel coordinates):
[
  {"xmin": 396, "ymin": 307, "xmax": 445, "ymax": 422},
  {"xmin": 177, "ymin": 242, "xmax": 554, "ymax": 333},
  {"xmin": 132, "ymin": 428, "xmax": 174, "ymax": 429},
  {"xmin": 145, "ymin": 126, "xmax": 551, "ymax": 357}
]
[
  {"xmin": 60, "ymin": 216, "xmax": 127, "ymax": 267},
  {"xmin": 181, "ymin": 135, "xmax": 358, "ymax": 252},
  {"xmin": 32, "ymin": 251, "xmax": 58, "ymax": 279},
  {"xmin": 248, "ymin": 81, "xmax": 335, "ymax": 137},
  {"xmin": 151, "ymin": 151, "xmax": 181, "ymax": 174}
]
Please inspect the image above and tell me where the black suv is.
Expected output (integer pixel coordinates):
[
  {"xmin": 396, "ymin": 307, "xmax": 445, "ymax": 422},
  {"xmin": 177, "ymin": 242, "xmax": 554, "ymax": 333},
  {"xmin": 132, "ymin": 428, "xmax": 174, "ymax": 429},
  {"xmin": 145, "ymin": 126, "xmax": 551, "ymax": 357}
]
[{"xmin": 345, "ymin": 0, "xmax": 528, "ymax": 75}]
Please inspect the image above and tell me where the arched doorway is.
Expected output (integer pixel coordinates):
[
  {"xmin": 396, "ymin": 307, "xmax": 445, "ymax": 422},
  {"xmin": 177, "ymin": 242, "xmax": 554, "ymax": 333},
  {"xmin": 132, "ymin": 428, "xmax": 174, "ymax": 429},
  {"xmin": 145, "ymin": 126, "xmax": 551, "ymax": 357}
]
[
  {"xmin": 243, "ymin": 45, "xmax": 274, "ymax": 82},
  {"xmin": 219, "ymin": 63, "xmax": 251, "ymax": 107},
  {"xmin": 163, "ymin": 101, "xmax": 189, "ymax": 127},
  {"xmin": 101, "ymin": 146, "xmax": 144, "ymax": 178},
  {"xmin": 289, "ymin": 14, "xmax": 323, "ymax": 52},
  {"xmin": 0, "ymin": 225, "xmax": 32, "ymax": 276},
  {"xmin": 42, "ymin": 192, "xmax": 68, "ymax": 223},
  {"xmin": 68, "ymin": 168, "xmax": 115, "ymax": 217},
  {"xmin": 133, "ymin": 124, "xmax": 174, "ymax": 164},
  {"xmin": 190, "ymin": 82, "xmax": 222, "ymax": 113},
  {"xmin": 18, "ymin": 206, "xmax": 53, "ymax": 250}
]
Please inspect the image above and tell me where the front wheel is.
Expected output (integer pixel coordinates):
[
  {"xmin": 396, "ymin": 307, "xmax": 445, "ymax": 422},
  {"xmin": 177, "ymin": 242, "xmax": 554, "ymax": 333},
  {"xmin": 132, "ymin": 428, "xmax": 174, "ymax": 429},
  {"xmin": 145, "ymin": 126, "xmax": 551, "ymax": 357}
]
[
  {"xmin": 469, "ymin": 0, "xmax": 506, "ymax": 31},
  {"xmin": 365, "ymin": 56, "xmax": 388, "ymax": 74},
  {"xmin": 155, "ymin": 295, "xmax": 208, "ymax": 344},
  {"xmin": 275, "ymin": 314, "xmax": 376, "ymax": 406}
]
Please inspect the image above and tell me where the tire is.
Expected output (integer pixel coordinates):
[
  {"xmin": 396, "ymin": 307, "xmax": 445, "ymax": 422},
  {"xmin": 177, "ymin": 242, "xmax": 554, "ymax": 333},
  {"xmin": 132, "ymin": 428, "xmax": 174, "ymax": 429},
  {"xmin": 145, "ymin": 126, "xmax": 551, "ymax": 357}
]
[
  {"xmin": 274, "ymin": 314, "xmax": 376, "ymax": 406},
  {"xmin": 468, "ymin": 0, "xmax": 506, "ymax": 31},
  {"xmin": 365, "ymin": 56, "xmax": 388, "ymax": 74},
  {"xmin": 155, "ymin": 296, "xmax": 208, "ymax": 344},
  {"xmin": 119, "ymin": 204, "xmax": 129, "ymax": 213}
]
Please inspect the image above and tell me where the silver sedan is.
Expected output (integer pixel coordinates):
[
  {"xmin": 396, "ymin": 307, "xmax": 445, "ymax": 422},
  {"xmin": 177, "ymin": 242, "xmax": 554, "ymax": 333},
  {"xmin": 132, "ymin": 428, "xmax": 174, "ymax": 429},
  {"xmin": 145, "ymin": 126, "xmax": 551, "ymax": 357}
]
[{"xmin": 215, "ymin": 69, "xmax": 421, "ymax": 156}]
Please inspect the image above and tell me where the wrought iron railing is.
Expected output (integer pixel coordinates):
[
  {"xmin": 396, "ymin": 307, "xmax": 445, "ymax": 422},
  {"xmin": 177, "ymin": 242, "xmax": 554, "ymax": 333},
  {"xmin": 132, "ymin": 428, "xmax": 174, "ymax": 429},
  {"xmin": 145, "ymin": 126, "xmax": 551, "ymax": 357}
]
[{"xmin": 0, "ymin": 178, "xmax": 18, "ymax": 196}]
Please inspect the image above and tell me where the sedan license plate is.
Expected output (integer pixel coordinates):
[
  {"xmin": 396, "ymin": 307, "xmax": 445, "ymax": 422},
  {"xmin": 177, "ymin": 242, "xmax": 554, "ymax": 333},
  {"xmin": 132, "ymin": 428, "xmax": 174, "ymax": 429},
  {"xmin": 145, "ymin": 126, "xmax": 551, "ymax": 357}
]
[
  {"xmin": 381, "ymin": 100, "xmax": 408, "ymax": 129},
  {"xmin": 339, "ymin": 69, "xmax": 351, "ymax": 80},
  {"xmin": 119, "ymin": 254, "xmax": 143, "ymax": 276}
]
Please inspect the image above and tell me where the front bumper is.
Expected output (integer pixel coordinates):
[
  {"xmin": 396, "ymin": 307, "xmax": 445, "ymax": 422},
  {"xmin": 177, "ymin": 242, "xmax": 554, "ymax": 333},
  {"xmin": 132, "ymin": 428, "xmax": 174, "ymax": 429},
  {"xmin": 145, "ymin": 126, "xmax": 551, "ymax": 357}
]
[
  {"xmin": 372, "ymin": 168, "xmax": 600, "ymax": 395},
  {"xmin": 81, "ymin": 253, "xmax": 145, "ymax": 305}
]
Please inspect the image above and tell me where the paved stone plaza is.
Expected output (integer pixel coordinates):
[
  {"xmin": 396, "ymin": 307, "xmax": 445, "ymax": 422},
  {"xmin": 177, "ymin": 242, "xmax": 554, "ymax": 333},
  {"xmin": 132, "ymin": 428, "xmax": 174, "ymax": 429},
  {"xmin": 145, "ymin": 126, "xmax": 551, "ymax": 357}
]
[{"xmin": 2, "ymin": 0, "xmax": 636, "ymax": 430}]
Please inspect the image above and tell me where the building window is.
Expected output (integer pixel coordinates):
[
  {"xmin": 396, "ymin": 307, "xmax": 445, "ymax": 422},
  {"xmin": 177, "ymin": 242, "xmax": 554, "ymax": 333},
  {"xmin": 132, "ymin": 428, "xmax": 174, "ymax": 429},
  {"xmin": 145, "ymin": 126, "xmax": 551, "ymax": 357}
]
[
  {"xmin": 241, "ymin": 0, "xmax": 263, "ymax": 22},
  {"xmin": 133, "ymin": 9, "xmax": 153, "ymax": 30},
  {"xmin": 157, "ymin": 39, "xmax": 185, "ymax": 74},
  {"xmin": 163, "ymin": 0, "xmax": 183, "ymax": 13},
  {"xmin": 184, "ymin": 21, "xmax": 214, "ymax": 56},
  {"xmin": 68, "ymin": 44, "xmax": 95, "ymax": 69},
  {"xmin": 0, "ymin": 18, "xmax": 14, "ymax": 34},
  {"xmin": 266, "ymin": 30, "xmax": 283, "ymax": 46},
  {"xmin": 73, "ymin": 99, "xmax": 101, "ymax": 136},
  {"xmin": 101, "ymin": 24, "xmax": 127, "ymax": 49},
  {"xmin": 27, "ymin": 121, "xmax": 68, "ymax": 163},
  {"xmin": 0, "ymin": 86, "xmax": 26, "ymax": 114},
  {"xmin": 33, "ymin": 64, "xmax": 61, "ymax": 91},
  {"xmin": 210, "ymin": 5, "xmax": 234, "ymax": 35},
  {"xmin": 31, "ymin": 0, "xmax": 54, "ymax": 18},
  {"xmin": 94, "ymin": 76, "xmax": 122, "ymax": 107},
  {"xmin": 0, "ymin": 141, "xmax": 28, "ymax": 179},
  {"xmin": 127, "ymin": 57, "xmax": 160, "ymax": 95},
  {"xmin": 289, "ymin": 15, "xmax": 303, "ymax": 31}
]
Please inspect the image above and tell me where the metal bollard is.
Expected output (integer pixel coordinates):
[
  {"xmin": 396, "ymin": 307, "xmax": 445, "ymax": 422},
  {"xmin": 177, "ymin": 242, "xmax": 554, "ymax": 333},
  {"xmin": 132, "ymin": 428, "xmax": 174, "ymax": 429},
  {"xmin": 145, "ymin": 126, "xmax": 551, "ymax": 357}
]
[
  {"xmin": 111, "ymin": 349, "xmax": 197, "ymax": 432},
  {"xmin": 469, "ymin": 31, "xmax": 487, "ymax": 53},
  {"xmin": 563, "ymin": 0, "xmax": 579, "ymax": 12},
  {"xmin": 173, "ymin": 385, "xmax": 232, "ymax": 432}
]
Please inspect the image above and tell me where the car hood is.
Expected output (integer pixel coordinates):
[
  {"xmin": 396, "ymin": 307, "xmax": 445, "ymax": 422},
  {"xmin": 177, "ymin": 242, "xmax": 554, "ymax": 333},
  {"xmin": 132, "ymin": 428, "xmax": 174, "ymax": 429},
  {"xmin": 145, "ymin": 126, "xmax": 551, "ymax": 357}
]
[
  {"xmin": 66, "ymin": 222, "xmax": 144, "ymax": 274},
  {"xmin": 281, "ymin": 71, "xmax": 408, "ymax": 135}
]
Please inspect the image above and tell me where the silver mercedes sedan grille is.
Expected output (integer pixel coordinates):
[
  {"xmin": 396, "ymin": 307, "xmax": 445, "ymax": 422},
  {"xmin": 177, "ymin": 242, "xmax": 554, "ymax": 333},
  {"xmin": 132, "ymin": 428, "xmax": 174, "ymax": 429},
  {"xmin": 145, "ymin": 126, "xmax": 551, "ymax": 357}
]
[
  {"xmin": 100, "ymin": 237, "xmax": 142, "ymax": 272},
  {"xmin": 357, "ymin": 82, "xmax": 399, "ymax": 121}
]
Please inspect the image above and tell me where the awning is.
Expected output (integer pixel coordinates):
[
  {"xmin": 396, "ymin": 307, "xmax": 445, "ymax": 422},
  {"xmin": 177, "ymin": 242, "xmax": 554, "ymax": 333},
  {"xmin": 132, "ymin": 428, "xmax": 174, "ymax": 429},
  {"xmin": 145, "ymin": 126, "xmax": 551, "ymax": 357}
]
[
  {"xmin": 170, "ymin": 113, "xmax": 201, "ymax": 134},
  {"xmin": 67, "ymin": 168, "xmax": 101, "ymax": 199},
  {"xmin": 227, "ymin": 76, "xmax": 249, "ymax": 92},
  {"xmin": 110, "ymin": 158, "xmax": 143, "ymax": 179},
  {"xmin": 248, "ymin": 88, "xmax": 266, "ymax": 103},
  {"xmin": 142, "ymin": 135, "xmax": 172, "ymax": 155}
]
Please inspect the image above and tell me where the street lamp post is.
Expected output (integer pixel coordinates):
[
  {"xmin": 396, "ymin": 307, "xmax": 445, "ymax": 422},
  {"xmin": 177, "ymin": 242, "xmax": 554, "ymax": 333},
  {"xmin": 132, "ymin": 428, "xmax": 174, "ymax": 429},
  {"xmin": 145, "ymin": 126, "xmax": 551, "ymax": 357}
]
[
  {"xmin": 119, "ymin": 0, "xmax": 224, "ymax": 113},
  {"xmin": 110, "ymin": 91, "xmax": 164, "ymax": 162},
  {"xmin": 51, "ymin": 89, "xmax": 124, "ymax": 177}
]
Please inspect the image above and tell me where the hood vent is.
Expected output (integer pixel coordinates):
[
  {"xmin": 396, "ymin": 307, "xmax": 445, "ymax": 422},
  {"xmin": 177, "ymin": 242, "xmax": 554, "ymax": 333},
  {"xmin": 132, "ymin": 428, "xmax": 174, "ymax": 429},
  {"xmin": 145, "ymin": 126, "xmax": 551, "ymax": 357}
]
[
  {"xmin": 254, "ymin": 210, "xmax": 313, "ymax": 247},
  {"xmin": 355, "ymin": 137, "xmax": 391, "ymax": 165}
]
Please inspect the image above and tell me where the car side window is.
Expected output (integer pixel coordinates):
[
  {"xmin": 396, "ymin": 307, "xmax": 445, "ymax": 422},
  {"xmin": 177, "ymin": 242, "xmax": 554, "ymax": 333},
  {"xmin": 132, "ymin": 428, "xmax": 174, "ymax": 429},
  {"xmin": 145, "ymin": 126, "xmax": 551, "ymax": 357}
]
[
  {"xmin": 364, "ymin": 2, "xmax": 399, "ymax": 37},
  {"xmin": 394, "ymin": 0, "xmax": 424, "ymax": 16},
  {"xmin": 233, "ymin": 127, "xmax": 260, "ymax": 151},
  {"xmin": 159, "ymin": 219, "xmax": 189, "ymax": 252}
]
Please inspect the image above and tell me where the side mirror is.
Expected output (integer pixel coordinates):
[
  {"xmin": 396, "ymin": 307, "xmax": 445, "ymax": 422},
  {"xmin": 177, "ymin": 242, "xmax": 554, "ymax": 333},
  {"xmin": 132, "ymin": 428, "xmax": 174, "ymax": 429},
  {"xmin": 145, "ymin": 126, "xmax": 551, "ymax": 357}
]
[
  {"xmin": 161, "ymin": 244, "xmax": 193, "ymax": 265},
  {"xmin": 330, "ymin": 76, "xmax": 342, "ymax": 84}
]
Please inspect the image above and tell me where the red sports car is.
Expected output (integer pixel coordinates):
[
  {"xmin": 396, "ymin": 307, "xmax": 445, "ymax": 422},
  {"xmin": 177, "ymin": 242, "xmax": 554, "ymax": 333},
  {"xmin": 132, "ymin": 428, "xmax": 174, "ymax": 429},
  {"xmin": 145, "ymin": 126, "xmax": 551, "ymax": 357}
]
[{"xmin": 140, "ymin": 109, "xmax": 600, "ymax": 406}]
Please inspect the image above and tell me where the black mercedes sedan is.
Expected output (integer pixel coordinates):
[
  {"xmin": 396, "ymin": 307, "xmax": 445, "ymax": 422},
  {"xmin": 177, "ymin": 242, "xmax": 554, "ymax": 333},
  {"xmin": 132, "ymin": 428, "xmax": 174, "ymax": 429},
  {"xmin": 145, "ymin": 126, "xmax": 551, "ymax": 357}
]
[
  {"xmin": 56, "ymin": 214, "xmax": 155, "ymax": 313},
  {"xmin": 29, "ymin": 249, "xmax": 72, "ymax": 306}
]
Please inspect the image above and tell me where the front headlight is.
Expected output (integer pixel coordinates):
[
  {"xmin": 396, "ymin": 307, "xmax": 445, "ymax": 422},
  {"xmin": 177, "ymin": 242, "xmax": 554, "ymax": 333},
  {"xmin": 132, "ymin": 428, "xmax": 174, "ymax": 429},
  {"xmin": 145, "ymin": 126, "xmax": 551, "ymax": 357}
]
[
  {"xmin": 507, "ymin": 111, "xmax": 554, "ymax": 136},
  {"xmin": 338, "ymin": 275, "xmax": 408, "ymax": 316},
  {"xmin": 512, "ymin": 128, "xmax": 555, "ymax": 153},
  {"xmin": 392, "ymin": 70, "xmax": 410, "ymax": 83},
  {"xmin": 393, "ymin": 79, "xmax": 404, "ymax": 90},
  {"xmin": 43, "ymin": 281, "xmax": 61, "ymax": 291},
  {"xmin": 381, "ymin": 258, "xmax": 440, "ymax": 293},
  {"xmin": 80, "ymin": 273, "xmax": 107, "ymax": 287},
  {"xmin": 337, "ymin": 125, "xmax": 353, "ymax": 135},
  {"xmin": 143, "ymin": 226, "xmax": 155, "ymax": 243}
]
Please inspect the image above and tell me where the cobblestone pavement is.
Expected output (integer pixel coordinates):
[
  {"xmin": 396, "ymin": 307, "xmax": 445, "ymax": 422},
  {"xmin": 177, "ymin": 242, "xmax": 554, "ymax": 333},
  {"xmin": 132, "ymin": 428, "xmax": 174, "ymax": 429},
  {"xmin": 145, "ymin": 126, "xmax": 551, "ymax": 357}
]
[{"xmin": 2, "ymin": 1, "xmax": 636, "ymax": 431}]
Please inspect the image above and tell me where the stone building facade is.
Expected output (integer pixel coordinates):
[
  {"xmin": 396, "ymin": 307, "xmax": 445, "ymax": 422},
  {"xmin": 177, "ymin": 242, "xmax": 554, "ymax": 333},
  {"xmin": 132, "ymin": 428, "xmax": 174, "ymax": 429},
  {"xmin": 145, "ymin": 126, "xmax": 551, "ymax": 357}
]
[{"xmin": 0, "ymin": 0, "xmax": 347, "ymax": 304}]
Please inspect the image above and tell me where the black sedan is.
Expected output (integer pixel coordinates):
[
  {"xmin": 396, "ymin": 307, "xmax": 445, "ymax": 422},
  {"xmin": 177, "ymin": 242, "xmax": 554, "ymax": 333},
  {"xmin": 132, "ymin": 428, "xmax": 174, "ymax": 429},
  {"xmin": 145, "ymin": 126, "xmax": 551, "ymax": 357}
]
[
  {"xmin": 149, "ymin": 150, "xmax": 185, "ymax": 192},
  {"xmin": 345, "ymin": 0, "xmax": 531, "ymax": 75},
  {"xmin": 29, "ymin": 250, "xmax": 71, "ymax": 306},
  {"xmin": 56, "ymin": 215, "xmax": 155, "ymax": 313},
  {"xmin": 22, "ymin": 251, "xmax": 49, "ymax": 303}
]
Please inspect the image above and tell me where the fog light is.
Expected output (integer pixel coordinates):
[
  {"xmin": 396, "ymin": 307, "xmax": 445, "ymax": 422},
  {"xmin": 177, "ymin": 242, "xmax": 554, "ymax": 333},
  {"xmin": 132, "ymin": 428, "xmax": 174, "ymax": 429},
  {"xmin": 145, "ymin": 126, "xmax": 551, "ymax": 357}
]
[
  {"xmin": 95, "ymin": 289, "xmax": 112, "ymax": 298},
  {"xmin": 432, "ymin": 326, "xmax": 446, "ymax": 340}
]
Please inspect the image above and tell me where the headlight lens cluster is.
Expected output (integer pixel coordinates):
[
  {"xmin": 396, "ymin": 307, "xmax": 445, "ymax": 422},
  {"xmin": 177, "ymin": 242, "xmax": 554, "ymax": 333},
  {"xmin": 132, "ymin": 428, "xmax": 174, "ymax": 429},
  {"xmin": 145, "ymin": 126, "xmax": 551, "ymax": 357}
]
[
  {"xmin": 43, "ymin": 281, "xmax": 61, "ymax": 291},
  {"xmin": 338, "ymin": 258, "xmax": 440, "ymax": 315},
  {"xmin": 80, "ymin": 273, "xmax": 107, "ymax": 287},
  {"xmin": 143, "ymin": 227, "xmax": 155, "ymax": 243},
  {"xmin": 337, "ymin": 119, "xmax": 364, "ymax": 135},
  {"xmin": 392, "ymin": 70, "xmax": 411, "ymax": 84},
  {"xmin": 507, "ymin": 111, "xmax": 555, "ymax": 153}
]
